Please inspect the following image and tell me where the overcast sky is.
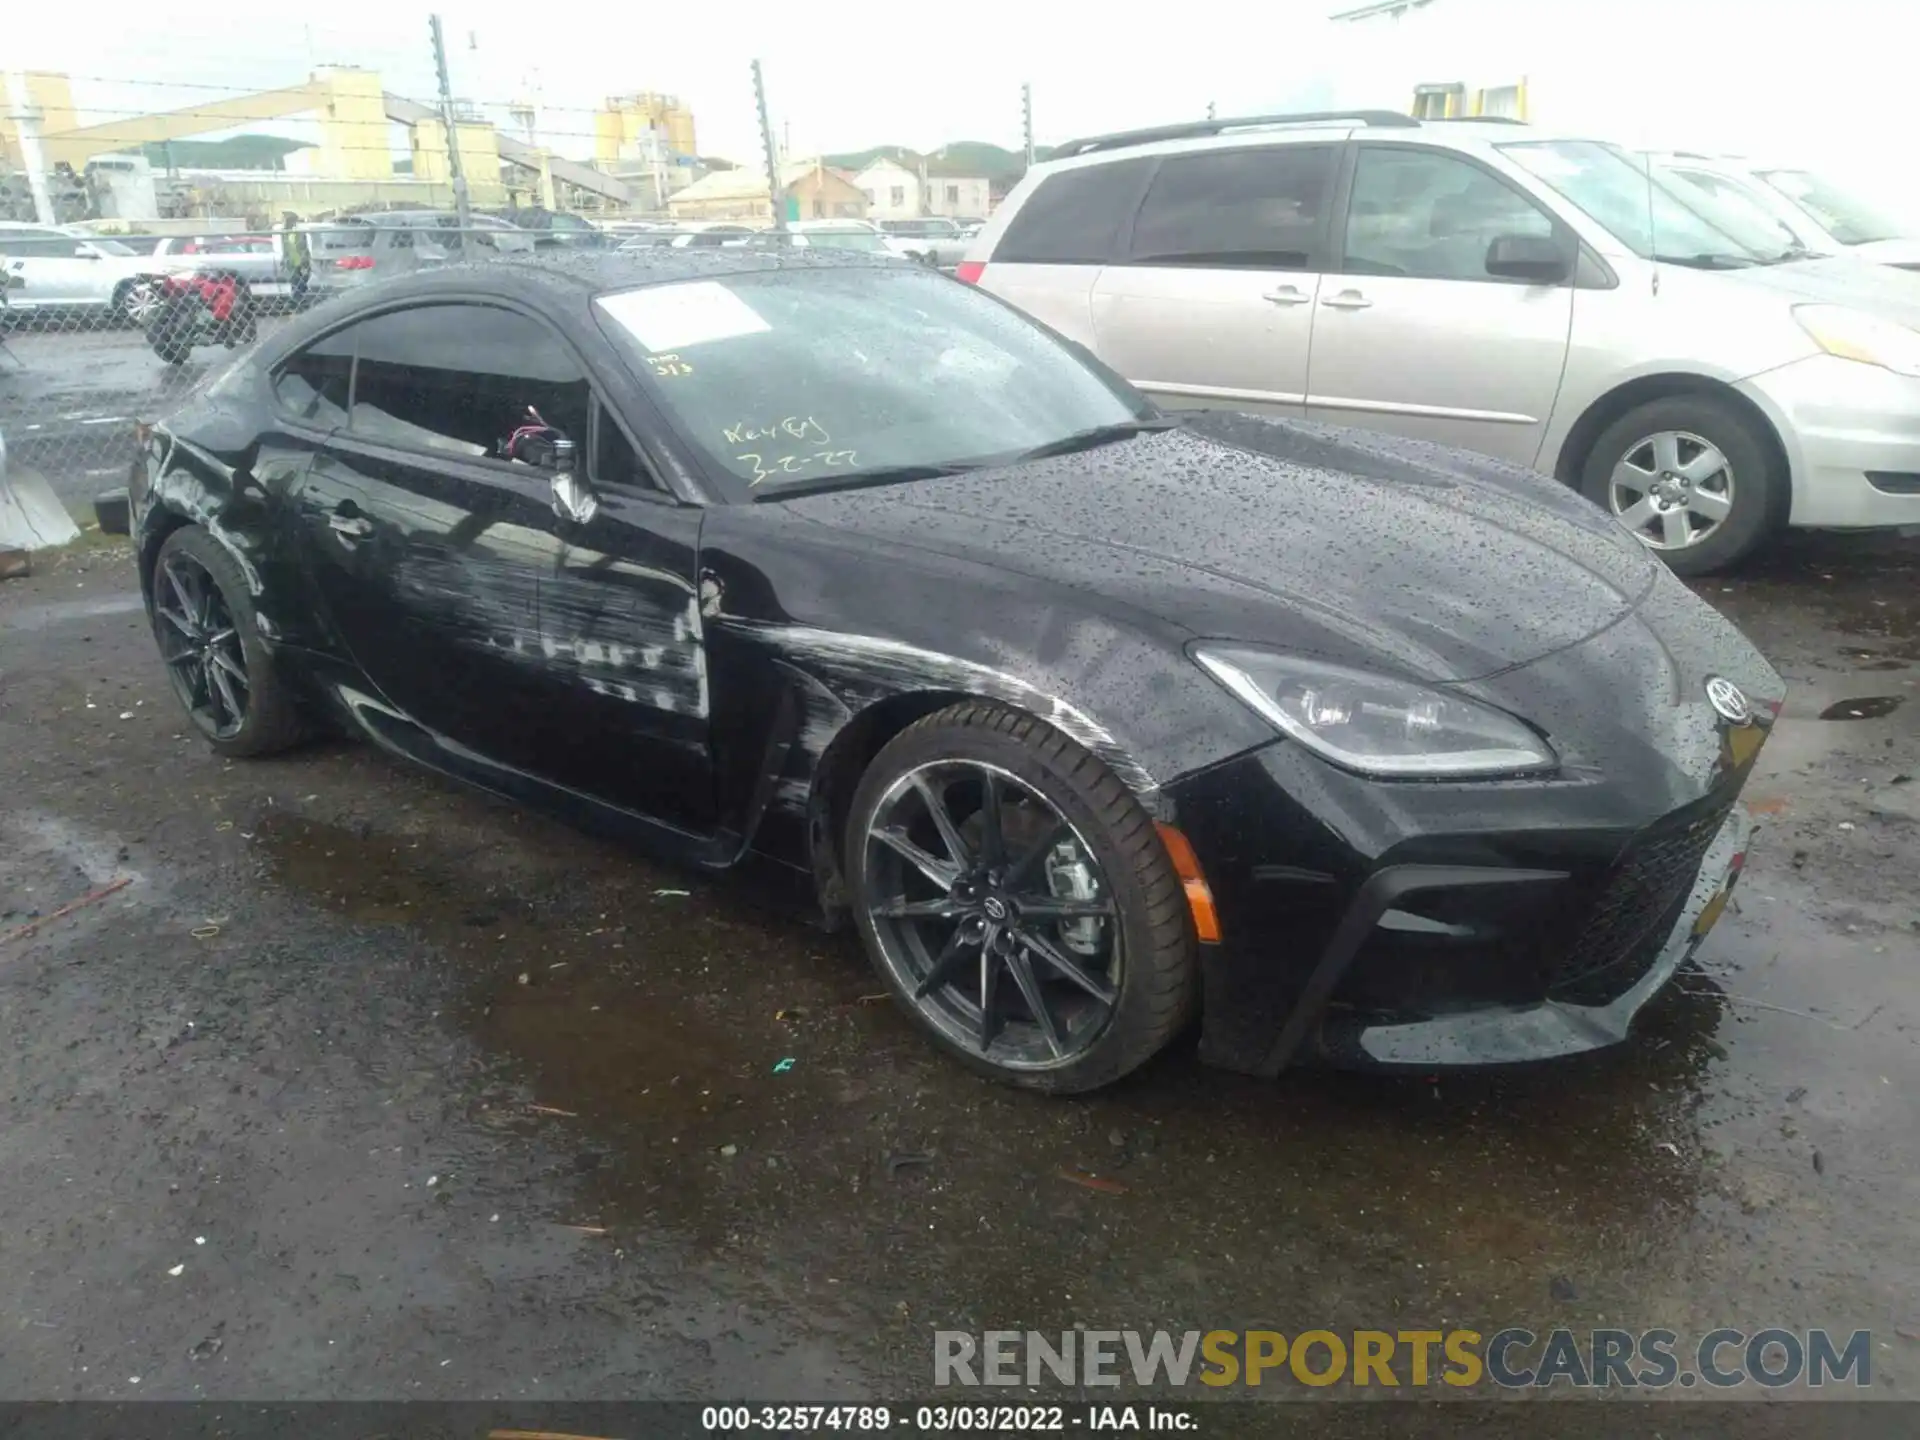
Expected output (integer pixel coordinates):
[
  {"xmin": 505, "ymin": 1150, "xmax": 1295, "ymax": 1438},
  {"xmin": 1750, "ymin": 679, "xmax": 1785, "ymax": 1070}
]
[
  {"xmin": 9, "ymin": 0, "xmax": 1339, "ymax": 163},
  {"xmin": 11, "ymin": 0, "xmax": 1916, "ymax": 217}
]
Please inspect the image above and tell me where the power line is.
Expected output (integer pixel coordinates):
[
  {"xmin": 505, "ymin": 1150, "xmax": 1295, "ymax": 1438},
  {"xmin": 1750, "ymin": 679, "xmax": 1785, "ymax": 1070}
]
[{"xmin": 27, "ymin": 73, "xmax": 693, "ymax": 119}]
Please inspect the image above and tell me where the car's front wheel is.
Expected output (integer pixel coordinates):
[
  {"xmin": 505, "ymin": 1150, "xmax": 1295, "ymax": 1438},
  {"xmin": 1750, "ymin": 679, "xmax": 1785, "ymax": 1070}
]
[
  {"xmin": 846, "ymin": 701, "xmax": 1196, "ymax": 1093},
  {"xmin": 1578, "ymin": 394, "xmax": 1785, "ymax": 575},
  {"xmin": 150, "ymin": 526, "xmax": 304, "ymax": 757}
]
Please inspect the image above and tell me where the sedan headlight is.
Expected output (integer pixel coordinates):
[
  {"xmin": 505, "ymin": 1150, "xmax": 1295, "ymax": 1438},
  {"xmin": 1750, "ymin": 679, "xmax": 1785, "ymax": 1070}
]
[
  {"xmin": 1193, "ymin": 648, "xmax": 1557, "ymax": 779},
  {"xmin": 1793, "ymin": 305, "xmax": 1920, "ymax": 379}
]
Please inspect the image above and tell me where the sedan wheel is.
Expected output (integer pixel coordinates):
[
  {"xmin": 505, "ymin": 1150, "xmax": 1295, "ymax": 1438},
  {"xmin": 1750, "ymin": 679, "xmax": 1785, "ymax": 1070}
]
[
  {"xmin": 848, "ymin": 702, "xmax": 1197, "ymax": 1092},
  {"xmin": 149, "ymin": 526, "xmax": 306, "ymax": 756},
  {"xmin": 155, "ymin": 548, "xmax": 251, "ymax": 740},
  {"xmin": 864, "ymin": 759, "xmax": 1121, "ymax": 1070},
  {"xmin": 1606, "ymin": 429, "xmax": 1734, "ymax": 551}
]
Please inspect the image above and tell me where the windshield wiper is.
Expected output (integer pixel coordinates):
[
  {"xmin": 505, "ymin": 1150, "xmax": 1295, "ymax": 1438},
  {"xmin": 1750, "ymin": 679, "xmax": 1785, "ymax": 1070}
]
[
  {"xmin": 751, "ymin": 461, "xmax": 983, "ymax": 502},
  {"xmin": 1008, "ymin": 417, "xmax": 1183, "ymax": 464},
  {"xmin": 1652, "ymin": 252, "xmax": 1758, "ymax": 270}
]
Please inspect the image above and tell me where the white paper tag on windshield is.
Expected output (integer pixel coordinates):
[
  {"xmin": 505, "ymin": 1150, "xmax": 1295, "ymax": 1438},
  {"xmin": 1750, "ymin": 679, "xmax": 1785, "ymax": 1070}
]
[{"xmin": 596, "ymin": 281, "xmax": 770, "ymax": 353}]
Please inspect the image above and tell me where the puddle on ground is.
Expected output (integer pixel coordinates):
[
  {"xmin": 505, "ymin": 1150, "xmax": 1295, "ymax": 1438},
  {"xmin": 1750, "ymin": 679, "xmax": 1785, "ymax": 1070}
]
[
  {"xmin": 1817, "ymin": 695, "xmax": 1906, "ymax": 721},
  {"xmin": 246, "ymin": 800, "xmax": 1788, "ymax": 1378}
]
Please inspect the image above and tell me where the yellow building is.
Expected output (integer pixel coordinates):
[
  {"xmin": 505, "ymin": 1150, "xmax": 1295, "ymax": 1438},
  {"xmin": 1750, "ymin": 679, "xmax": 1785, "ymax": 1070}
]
[
  {"xmin": 409, "ymin": 117, "xmax": 507, "ymax": 203},
  {"xmin": 595, "ymin": 93, "xmax": 696, "ymax": 166},
  {"xmin": 0, "ymin": 71, "xmax": 80, "ymax": 172}
]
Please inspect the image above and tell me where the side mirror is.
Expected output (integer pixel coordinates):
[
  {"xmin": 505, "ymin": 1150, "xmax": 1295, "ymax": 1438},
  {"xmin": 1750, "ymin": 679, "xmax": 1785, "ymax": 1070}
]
[
  {"xmin": 76, "ymin": 243, "xmax": 104, "ymax": 260},
  {"xmin": 1485, "ymin": 233, "xmax": 1571, "ymax": 284},
  {"xmin": 548, "ymin": 438, "xmax": 599, "ymax": 525}
]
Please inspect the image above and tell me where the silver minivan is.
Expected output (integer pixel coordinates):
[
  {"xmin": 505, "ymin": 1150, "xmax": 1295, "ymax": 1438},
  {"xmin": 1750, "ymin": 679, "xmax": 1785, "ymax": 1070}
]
[{"xmin": 965, "ymin": 112, "xmax": 1920, "ymax": 573}]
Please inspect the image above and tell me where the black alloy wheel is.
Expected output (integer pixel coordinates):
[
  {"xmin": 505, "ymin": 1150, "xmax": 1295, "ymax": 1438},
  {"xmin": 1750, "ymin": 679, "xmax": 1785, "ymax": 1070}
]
[
  {"xmin": 848, "ymin": 702, "xmax": 1196, "ymax": 1092},
  {"xmin": 149, "ymin": 526, "xmax": 305, "ymax": 757},
  {"xmin": 155, "ymin": 547, "xmax": 251, "ymax": 740}
]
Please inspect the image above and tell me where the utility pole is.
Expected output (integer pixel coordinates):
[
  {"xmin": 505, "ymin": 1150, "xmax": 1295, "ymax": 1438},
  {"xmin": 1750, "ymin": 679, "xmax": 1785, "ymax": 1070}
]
[
  {"xmin": 1021, "ymin": 83, "xmax": 1034, "ymax": 169},
  {"xmin": 5, "ymin": 72, "xmax": 56, "ymax": 225},
  {"xmin": 429, "ymin": 15, "xmax": 472, "ymax": 229},
  {"xmin": 752, "ymin": 59, "xmax": 785, "ymax": 233}
]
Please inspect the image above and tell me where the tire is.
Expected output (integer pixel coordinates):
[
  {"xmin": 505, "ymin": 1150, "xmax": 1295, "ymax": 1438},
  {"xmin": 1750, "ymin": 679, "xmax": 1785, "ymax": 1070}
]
[
  {"xmin": 846, "ymin": 701, "xmax": 1195, "ymax": 1093},
  {"xmin": 1578, "ymin": 394, "xmax": 1785, "ymax": 576},
  {"xmin": 150, "ymin": 526, "xmax": 305, "ymax": 757},
  {"xmin": 111, "ymin": 280, "xmax": 151, "ymax": 327}
]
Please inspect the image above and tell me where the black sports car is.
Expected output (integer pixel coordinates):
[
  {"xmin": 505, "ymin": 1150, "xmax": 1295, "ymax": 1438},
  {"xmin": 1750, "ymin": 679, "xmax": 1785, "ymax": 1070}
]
[{"xmin": 106, "ymin": 249, "xmax": 1783, "ymax": 1093}]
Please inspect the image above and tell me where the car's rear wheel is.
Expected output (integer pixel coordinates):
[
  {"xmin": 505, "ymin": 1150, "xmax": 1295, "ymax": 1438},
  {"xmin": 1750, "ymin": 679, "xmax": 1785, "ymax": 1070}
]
[
  {"xmin": 1578, "ymin": 394, "xmax": 1785, "ymax": 575},
  {"xmin": 114, "ymin": 279, "xmax": 160, "ymax": 327},
  {"xmin": 846, "ymin": 701, "xmax": 1195, "ymax": 1093},
  {"xmin": 151, "ymin": 526, "xmax": 304, "ymax": 757}
]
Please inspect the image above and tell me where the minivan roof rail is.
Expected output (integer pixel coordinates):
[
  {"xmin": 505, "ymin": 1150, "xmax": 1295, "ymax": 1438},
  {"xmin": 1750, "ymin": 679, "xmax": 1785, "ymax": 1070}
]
[
  {"xmin": 1422, "ymin": 115, "xmax": 1529, "ymax": 125},
  {"xmin": 1051, "ymin": 110, "xmax": 1420, "ymax": 158}
]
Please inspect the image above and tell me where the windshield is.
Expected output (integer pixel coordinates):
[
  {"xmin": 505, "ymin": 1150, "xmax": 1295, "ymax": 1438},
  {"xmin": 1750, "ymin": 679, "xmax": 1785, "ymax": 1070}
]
[
  {"xmin": 593, "ymin": 267, "xmax": 1148, "ymax": 496},
  {"xmin": 1755, "ymin": 169, "xmax": 1906, "ymax": 246},
  {"xmin": 1500, "ymin": 140, "xmax": 1793, "ymax": 266},
  {"xmin": 86, "ymin": 237, "xmax": 138, "ymax": 256},
  {"xmin": 1656, "ymin": 165, "xmax": 1813, "ymax": 254}
]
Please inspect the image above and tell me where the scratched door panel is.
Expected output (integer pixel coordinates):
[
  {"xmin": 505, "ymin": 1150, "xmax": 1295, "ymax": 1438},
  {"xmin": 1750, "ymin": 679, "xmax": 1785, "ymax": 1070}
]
[
  {"xmin": 291, "ymin": 435, "xmax": 557, "ymax": 765},
  {"xmin": 514, "ymin": 488, "xmax": 709, "ymax": 829}
]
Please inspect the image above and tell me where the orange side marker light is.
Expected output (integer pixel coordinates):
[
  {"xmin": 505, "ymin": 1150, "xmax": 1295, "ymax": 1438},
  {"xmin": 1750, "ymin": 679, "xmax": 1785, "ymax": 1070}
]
[{"xmin": 1156, "ymin": 823, "xmax": 1222, "ymax": 944}]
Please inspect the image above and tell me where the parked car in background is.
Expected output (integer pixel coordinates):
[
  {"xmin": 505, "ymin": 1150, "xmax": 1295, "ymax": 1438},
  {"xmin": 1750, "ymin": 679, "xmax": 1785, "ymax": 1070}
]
[
  {"xmin": 616, "ymin": 224, "xmax": 758, "ymax": 251},
  {"xmin": 877, "ymin": 217, "xmax": 972, "ymax": 267},
  {"xmin": 0, "ymin": 223, "xmax": 164, "ymax": 323},
  {"xmin": 1654, "ymin": 154, "xmax": 1920, "ymax": 271},
  {"xmin": 147, "ymin": 235, "xmax": 291, "ymax": 304},
  {"xmin": 965, "ymin": 111, "xmax": 1920, "ymax": 573},
  {"xmin": 743, "ymin": 222, "xmax": 896, "ymax": 254},
  {"xmin": 486, "ymin": 206, "xmax": 611, "ymax": 248},
  {"xmin": 105, "ymin": 248, "xmax": 1780, "ymax": 1092},
  {"xmin": 306, "ymin": 212, "xmax": 537, "ymax": 292}
]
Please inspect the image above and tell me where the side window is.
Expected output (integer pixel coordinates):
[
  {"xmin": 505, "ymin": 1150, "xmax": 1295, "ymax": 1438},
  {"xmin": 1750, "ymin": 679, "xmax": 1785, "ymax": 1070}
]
[
  {"xmin": 271, "ymin": 328, "xmax": 355, "ymax": 427},
  {"xmin": 347, "ymin": 304, "xmax": 591, "ymax": 461},
  {"xmin": 1126, "ymin": 146, "xmax": 1337, "ymax": 270},
  {"xmin": 1343, "ymin": 147, "xmax": 1557, "ymax": 282},
  {"xmin": 994, "ymin": 157, "xmax": 1155, "ymax": 264},
  {"xmin": 593, "ymin": 403, "xmax": 660, "ymax": 493},
  {"xmin": 3, "ymin": 237, "xmax": 84, "ymax": 258}
]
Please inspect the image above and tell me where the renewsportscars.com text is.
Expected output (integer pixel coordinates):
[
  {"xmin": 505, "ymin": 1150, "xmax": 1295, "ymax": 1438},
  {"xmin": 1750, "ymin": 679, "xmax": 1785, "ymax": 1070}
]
[{"xmin": 933, "ymin": 1327, "xmax": 1872, "ymax": 1390}]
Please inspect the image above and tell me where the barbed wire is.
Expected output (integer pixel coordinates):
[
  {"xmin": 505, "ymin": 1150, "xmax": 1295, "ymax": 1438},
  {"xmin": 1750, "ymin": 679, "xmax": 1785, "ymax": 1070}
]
[{"xmin": 22, "ymin": 73, "xmax": 708, "ymax": 120}]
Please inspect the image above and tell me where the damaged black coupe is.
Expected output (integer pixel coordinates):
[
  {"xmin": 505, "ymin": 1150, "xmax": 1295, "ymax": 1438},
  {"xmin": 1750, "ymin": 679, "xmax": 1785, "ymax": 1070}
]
[{"xmin": 115, "ymin": 250, "xmax": 1784, "ymax": 1092}]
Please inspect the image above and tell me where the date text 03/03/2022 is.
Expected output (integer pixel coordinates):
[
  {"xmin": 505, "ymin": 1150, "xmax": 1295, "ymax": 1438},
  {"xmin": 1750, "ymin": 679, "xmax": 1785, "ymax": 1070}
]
[{"xmin": 699, "ymin": 1404, "xmax": 1195, "ymax": 1431}]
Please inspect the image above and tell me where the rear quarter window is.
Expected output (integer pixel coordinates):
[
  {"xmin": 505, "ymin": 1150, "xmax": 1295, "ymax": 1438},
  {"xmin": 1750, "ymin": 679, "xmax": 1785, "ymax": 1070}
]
[{"xmin": 992, "ymin": 158, "xmax": 1155, "ymax": 264}]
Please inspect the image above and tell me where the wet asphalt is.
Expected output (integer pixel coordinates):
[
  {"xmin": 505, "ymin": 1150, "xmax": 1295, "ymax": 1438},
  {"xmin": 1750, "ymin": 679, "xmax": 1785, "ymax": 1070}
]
[{"xmin": 0, "ymin": 527, "xmax": 1916, "ymax": 1408}]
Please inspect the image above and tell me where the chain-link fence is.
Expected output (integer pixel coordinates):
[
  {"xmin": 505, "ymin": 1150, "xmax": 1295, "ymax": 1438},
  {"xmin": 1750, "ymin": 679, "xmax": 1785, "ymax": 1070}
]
[
  {"xmin": 0, "ymin": 215, "xmax": 952, "ymax": 554},
  {"xmin": 0, "ymin": 220, "xmax": 619, "ymax": 548}
]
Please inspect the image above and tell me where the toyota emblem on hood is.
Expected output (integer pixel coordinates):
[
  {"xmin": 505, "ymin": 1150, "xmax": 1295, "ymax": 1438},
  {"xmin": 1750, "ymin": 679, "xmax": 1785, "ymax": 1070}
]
[{"xmin": 1706, "ymin": 676, "xmax": 1753, "ymax": 725}]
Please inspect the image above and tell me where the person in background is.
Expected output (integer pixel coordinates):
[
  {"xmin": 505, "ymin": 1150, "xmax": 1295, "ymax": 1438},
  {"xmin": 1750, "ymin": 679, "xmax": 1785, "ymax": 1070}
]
[{"xmin": 279, "ymin": 213, "xmax": 311, "ymax": 307}]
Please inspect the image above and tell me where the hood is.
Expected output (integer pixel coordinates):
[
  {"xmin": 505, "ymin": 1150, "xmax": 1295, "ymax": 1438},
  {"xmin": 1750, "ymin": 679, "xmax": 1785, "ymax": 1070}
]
[
  {"xmin": 1848, "ymin": 237, "xmax": 1920, "ymax": 270},
  {"xmin": 1724, "ymin": 254, "xmax": 1920, "ymax": 324},
  {"xmin": 784, "ymin": 414, "xmax": 1663, "ymax": 683}
]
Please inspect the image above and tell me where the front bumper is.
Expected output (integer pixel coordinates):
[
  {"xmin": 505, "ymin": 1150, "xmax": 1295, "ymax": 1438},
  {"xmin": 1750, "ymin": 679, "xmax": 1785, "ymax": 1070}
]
[
  {"xmin": 1329, "ymin": 805, "xmax": 1748, "ymax": 1067},
  {"xmin": 1168, "ymin": 738, "xmax": 1761, "ymax": 1077},
  {"xmin": 1741, "ymin": 354, "xmax": 1920, "ymax": 529}
]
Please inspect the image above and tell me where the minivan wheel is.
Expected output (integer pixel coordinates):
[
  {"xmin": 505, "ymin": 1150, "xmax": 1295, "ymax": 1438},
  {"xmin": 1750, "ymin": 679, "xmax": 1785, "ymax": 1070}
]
[
  {"xmin": 846, "ymin": 701, "xmax": 1196, "ymax": 1094},
  {"xmin": 1578, "ymin": 395, "xmax": 1784, "ymax": 576}
]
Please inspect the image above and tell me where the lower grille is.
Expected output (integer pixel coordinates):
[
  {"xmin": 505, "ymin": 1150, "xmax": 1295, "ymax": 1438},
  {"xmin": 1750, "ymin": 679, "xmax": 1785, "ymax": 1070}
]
[{"xmin": 1551, "ymin": 803, "xmax": 1729, "ymax": 1006}]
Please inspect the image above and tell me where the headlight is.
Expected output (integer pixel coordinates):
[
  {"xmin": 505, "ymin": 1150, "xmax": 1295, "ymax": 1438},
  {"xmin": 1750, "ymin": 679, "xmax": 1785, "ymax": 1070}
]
[
  {"xmin": 1793, "ymin": 305, "xmax": 1920, "ymax": 378},
  {"xmin": 1193, "ymin": 648, "xmax": 1557, "ymax": 779}
]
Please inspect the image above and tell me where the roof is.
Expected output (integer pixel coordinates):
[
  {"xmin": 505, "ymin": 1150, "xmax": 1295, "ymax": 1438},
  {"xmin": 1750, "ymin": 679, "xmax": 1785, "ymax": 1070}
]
[{"xmin": 669, "ymin": 159, "xmax": 860, "ymax": 205}]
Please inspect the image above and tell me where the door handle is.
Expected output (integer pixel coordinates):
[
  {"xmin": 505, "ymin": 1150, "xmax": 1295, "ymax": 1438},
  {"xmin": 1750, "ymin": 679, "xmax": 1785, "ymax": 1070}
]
[
  {"xmin": 328, "ymin": 512, "xmax": 373, "ymax": 538},
  {"xmin": 1262, "ymin": 286, "xmax": 1311, "ymax": 306},
  {"xmin": 1320, "ymin": 290, "xmax": 1373, "ymax": 310}
]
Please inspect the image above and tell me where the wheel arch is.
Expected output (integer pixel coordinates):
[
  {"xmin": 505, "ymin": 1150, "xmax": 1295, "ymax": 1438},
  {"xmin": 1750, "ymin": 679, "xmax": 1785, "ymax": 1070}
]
[
  {"xmin": 805, "ymin": 687, "xmax": 979, "ymax": 927},
  {"xmin": 1550, "ymin": 372, "xmax": 1793, "ymax": 506}
]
